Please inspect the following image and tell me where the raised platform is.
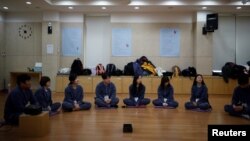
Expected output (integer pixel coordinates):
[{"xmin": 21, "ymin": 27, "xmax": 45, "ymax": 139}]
[{"xmin": 56, "ymin": 75, "xmax": 237, "ymax": 95}]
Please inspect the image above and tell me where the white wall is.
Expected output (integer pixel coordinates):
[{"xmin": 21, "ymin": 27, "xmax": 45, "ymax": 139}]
[
  {"xmin": 213, "ymin": 16, "xmax": 236, "ymax": 70},
  {"xmin": 212, "ymin": 15, "xmax": 250, "ymax": 69},
  {"xmin": 5, "ymin": 12, "xmax": 42, "ymax": 22},
  {"xmin": 236, "ymin": 16, "xmax": 250, "ymax": 65},
  {"xmin": 111, "ymin": 13, "xmax": 194, "ymax": 23}
]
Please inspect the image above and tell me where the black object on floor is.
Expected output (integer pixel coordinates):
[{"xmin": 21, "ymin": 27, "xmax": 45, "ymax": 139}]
[{"xmin": 123, "ymin": 124, "xmax": 133, "ymax": 133}]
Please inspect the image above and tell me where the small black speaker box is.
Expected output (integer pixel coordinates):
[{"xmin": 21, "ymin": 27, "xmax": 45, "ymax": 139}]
[
  {"xmin": 48, "ymin": 26, "xmax": 52, "ymax": 34},
  {"xmin": 206, "ymin": 13, "xmax": 218, "ymax": 30},
  {"xmin": 123, "ymin": 124, "xmax": 133, "ymax": 133}
]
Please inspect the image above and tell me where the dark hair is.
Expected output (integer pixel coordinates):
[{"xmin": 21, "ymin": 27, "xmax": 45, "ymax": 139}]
[
  {"xmin": 101, "ymin": 73, "xmax": 111, "ymax": 80},
  {"xmin": 40, "ymin": 76, "xmax": 50, "ymax": 87},
  {"xmin": 17, "ymin": 74, "xmax": 31, "ymax": 86},
  {"xmin": 131, "ymin": 76, "xmax": 143, "ymax": 94},
  {"xmin": 69, "ymin": 73, "xmax": 77, "ymax": 85},
  {"xmin": 238, "ymin": 74, "xmax": 249, "ymax": 85},
  {"xmin": 160, "ymin": 76, "xmax": 170, "ymax": 89},
  {"xmin": 70, "ymin": 58, "xmax": 83, "ymax": 75},
  {"xmin": 192, "ymin": 74, "xmax": 205, "ymax": 86}
]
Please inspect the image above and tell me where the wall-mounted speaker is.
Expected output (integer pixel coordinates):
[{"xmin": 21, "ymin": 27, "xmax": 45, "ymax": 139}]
[
  {"xmin": 48, "ymin": 22, "xmax": 52, "ymax": 34},
  {"xmin": 206, "ymin": 13, "xmax": 218, "ymax": 30}
]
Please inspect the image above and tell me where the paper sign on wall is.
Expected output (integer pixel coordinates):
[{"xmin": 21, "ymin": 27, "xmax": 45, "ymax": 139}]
[
  {"xmin": 112, "ymin": 28, "xmax": 132, "ymax": 56},
  {"xmin": 160, "ymin": 28, "xmax": 180, "ymax": 57},
  {"xmin": 62, "ymin": 28, "xmax": 82, "ymax": 56},
  {"xmin": 47, "ymin": 44, "xmax": 54, "ymax": 54}
]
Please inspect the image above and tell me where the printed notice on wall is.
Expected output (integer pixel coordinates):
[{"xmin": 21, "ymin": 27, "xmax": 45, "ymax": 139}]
[
  {"xmin": 160, "ymin": 28, "xmax": 180, "ymax": 57},
  {"xmin": 46, "ymin": 44, "xmax": 54, "ymax": 54},
  {"xmin": 112, "ymin": 28, "xmax": 132, "ymax": 56},
  {"xmin": 62, "ymin": 28, "xmax": 82, "ymax": 56}
]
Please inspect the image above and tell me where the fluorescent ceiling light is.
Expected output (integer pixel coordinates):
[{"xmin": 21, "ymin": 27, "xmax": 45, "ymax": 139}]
[
  {"xmin": 102, "ymin": 7, "xmax": 107, "ymax": 10},
  {"xmin": 68, "ymin": 6, "xmax": 74, "ymax": 10},
  {"xmin": 3, "ymin": 7, "xmax": 8, "ymax": 10},
  {"xmin": 92, "ymin": 1, "xmax": 112, "ymax": 5},
  {"xmin": 26, "ymin": 1, "xmax": 32, "ymax": 5},
  {"xmin": 202, "ymin": 7, "xmax": 207, "ymax": 10},
  {"xmin": 57, "ymin": 1, "xmax": 76, "ymax": 6},
  {"xmin": 134, "ymin": 6, "xmax": 140, "ymax": 10}
]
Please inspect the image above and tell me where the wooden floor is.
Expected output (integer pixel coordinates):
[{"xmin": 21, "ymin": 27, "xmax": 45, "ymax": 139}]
[{"xmin": 0, "ymin": 92, "xmax": 249, "ymax": 141}]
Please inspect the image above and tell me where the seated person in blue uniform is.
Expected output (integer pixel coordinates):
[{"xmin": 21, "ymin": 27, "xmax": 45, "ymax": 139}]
[
  {"xmin": 62, "ymin": 74, "xmax": 91, "ymax": 111},
  {"xmin": 123, "ymin": 76, "xmax": 150, "ymax": 107},
  {"xmin": 153, "ymin": 76, "xmax": 178, "ymax": 108},
  {"xmin": 224, "ymin": 74, "xmax": 250, "ymax": 119},
  {"xmin": 34, "ymin": 76, "xmax": 61, "ymax": 115},
  {"xmin": 4, "ymin": 74, "xmax": 37, "ymax": 125},
  {"xmin": 95, "ymin": 73, "xmax": 119, "ymax": 108},
  {"xmin": 185, "ymin": 74, "xmax": 212, "ymax": 111}
]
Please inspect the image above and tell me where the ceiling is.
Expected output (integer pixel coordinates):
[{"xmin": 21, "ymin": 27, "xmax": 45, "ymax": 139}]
[{"xmin": 0, "ymin": 0, "xmax": 250, "ymax": 13}]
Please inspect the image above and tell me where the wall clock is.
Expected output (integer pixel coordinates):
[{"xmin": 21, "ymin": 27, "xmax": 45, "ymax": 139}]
[{"xmin": 18, "ymin": 24, "xmax": 32, "ymax": 39}]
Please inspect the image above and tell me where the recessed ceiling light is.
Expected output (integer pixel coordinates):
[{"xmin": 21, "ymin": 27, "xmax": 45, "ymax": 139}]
[
  {"xmin": 68, "ymin": 6, "xmax": 74, "ymax": 10},
  {"xmin": 26, "ymin": 1, "xmax": 32, "ymax": 5},
  {"xmin": 236, "ymin": 6, "xmax": 242, "ymax": 10},
  {"xmin": 3, "ymin": 7, "xmax": 8, "ymax": 10},
  {"xmin": 134, "ymin": 6, "xmax": 140, "ymax": 10},
  {"xmin": 102, "ymin": 7, "xmax": 106, "ymax": 10},
  {"xmin": 202, "ymin": 7, "xmax": 207, "ymax": 10}
]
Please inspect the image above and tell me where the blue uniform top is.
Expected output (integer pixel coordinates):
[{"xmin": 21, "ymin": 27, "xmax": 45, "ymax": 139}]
[
  {"xmin": 231, "ymin": 85, "xmax": 250, "ymax": 107},
  {"xmin": 4, "ymin": 86, "xmax": 37, "ymax": 118},
  {"xmin": 96, "ymin": 82, "xmax": 116, "ymax": 100},
  {"xmin": 190, "ymin": 85, "xmax": 209, "ymax": 103},
  {"xmin": 157, "ymin": 84, "xmax": 174, "ymax": 101},
  {"xmin": 63, "ymin": 85, "xmax": 84, "ymax": 104},
  {"xmin": 129, "ymin": 84, "xmax": 145, "ymax": 99},
  {"xmin": 34, "ymin": 87, "xmax": 53, "ymax": 110}
]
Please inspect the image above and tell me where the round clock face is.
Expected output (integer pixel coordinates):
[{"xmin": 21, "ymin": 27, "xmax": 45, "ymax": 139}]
[{"xmin": 18, "ymin": 24, "xmax": 32, "ymax": 39}]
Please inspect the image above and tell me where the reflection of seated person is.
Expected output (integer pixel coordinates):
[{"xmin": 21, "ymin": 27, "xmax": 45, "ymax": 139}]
[{"xmin": 70, "ymin": 58, "xmax": 84, "ymax": 75}]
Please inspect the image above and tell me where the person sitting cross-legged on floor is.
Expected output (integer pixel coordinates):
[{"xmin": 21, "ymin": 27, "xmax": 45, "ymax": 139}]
[
  {"xmin": 184, "ymin": 74, "xmax": 212, "ymax": 111},
  {"xmin": 123, "ymin": 76, "xmax": 150, "ymax": 107},
  {"xmin": 95, "ymin": 73, "xmax": 119, "ymax": 108},
  {"xmin": 224, "ymin": 74, "xmax": 250, "ymax": 119},
  {"xmin": 153, "ymin": 76, "xmax": 178, "ymax": 108},
  {"xmin": 62, "ymin": 74, "xmax": 91, "ymax": 112}
]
